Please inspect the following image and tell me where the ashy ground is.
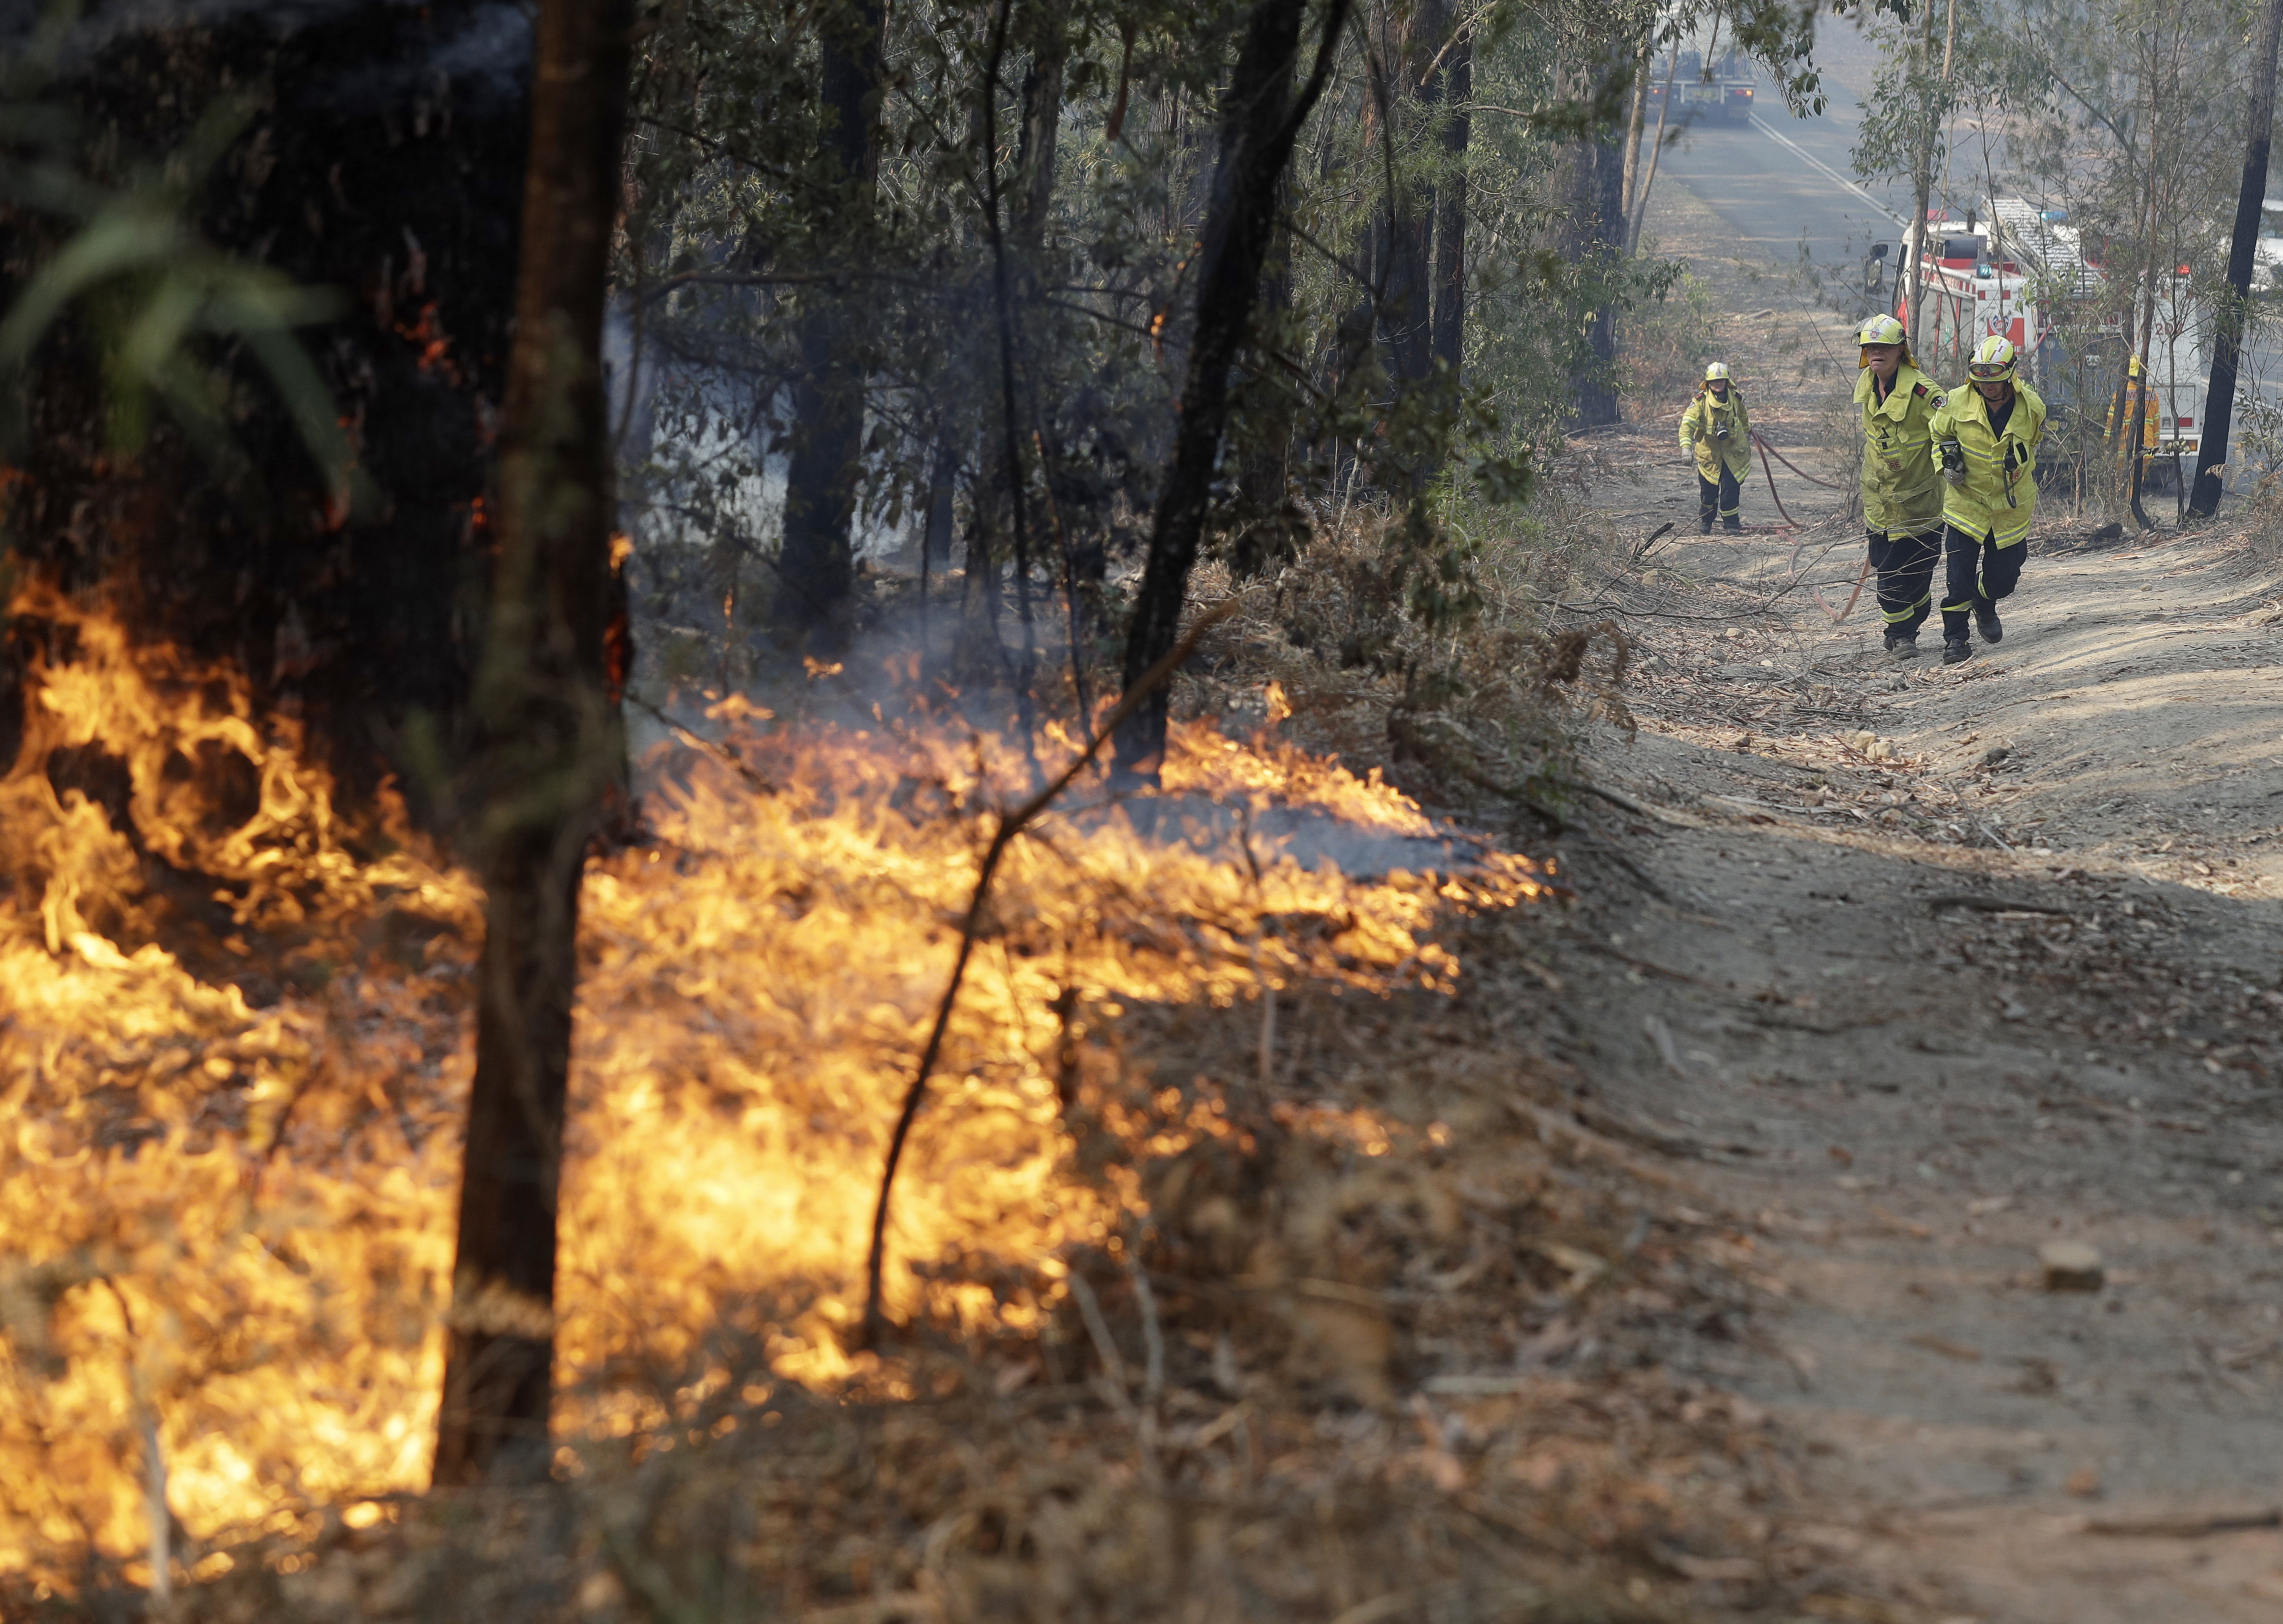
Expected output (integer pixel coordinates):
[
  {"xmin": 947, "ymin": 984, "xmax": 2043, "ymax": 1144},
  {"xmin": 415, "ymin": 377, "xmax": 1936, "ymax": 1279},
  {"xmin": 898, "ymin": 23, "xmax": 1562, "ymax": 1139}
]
[{"xmin": 1535, "ymin": 182, "xmax": 2283, "ymax": 1622}]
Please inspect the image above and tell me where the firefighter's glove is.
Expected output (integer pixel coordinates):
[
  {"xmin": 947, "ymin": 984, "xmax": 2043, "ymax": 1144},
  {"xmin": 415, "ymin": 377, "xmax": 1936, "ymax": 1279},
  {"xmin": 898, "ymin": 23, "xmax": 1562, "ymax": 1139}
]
[{"xmin": 1940, "ymin": 440, "xmax": 1966, "ymax": 484}]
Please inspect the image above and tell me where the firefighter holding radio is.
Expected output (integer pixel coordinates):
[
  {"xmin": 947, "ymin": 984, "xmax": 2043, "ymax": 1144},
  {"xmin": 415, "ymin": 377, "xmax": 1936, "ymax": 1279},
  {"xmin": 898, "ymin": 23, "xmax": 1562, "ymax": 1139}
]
[
  {"xmin": 1852, "ymin": 313, "xmax": 1946, "ymax": 658},
  {"xmin": 1678, "ymin": 362, "xmax": 1750, "ymax": 533},
  {"xmin": 1928, "ymin": 334, "xmax": 2046, "ymax": 665}
]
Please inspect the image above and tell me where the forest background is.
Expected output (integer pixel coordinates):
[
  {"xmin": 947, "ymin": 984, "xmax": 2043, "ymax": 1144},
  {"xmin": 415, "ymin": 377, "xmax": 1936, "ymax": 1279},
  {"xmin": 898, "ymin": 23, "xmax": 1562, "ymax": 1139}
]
[{"xmin": 2, "ymin": 0, "xmax": 2282, "ymax": 1614}]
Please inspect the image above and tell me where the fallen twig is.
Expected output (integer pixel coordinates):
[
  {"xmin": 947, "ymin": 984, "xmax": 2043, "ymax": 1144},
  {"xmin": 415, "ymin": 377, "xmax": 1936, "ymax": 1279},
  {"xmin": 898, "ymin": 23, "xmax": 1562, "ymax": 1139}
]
[
  {"xmin": 1555, "ymin": 776, "xmax": 1652, "ymax": 819},
  {"xmin": 1571, "ymin": 1096, "xmax": 1757, "ymax": 1161},
  {"xmin": 2082, "ymin": 1508, "xmax": 2281, "ymax": 1539},
  {"xmin": 1572, "ymin": 936, "xmax": 1726, "ymax": 990},
  {"xmin": 1564, "ymin": 833, "xmax": 1675, "ymax": 903},
  {"xmin": 1629, "ymin": 520, "xmax": 1677, "ymax": 565},
  {"xmin": 630, "ymin": 694, "xmax": 776, "ymax": 794},
  {"xmin": 1924, "ymin": 893, "xmax": 2074, "ymax": 918},
  {"xmin": 1504, "ymin": 1099, "xmax": 1695, "ymax": 1191},
  {"xmin": 1554, "ymin": 776, "xmax": 1702, "ymax": 828}
]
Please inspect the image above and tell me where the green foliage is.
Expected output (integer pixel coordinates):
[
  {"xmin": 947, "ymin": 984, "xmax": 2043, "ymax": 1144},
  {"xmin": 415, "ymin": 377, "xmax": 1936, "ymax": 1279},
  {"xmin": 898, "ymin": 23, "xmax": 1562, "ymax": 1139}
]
[
  {"xmin": 610, "ymin": 0, "xmax": 1872, "ymax": 713},
  {"xmin": 1615, "ymin": 262, "xmax": 1720, "ymax": 403},
  {"xmin": 0, "ymin": 17, "xmax": 362, "ymax": 514}
]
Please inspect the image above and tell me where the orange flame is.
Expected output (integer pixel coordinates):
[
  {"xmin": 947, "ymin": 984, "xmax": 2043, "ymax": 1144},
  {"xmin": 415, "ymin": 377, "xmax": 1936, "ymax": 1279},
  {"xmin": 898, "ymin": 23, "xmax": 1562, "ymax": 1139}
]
[{"xmin": 0, "ymin": 597, "xmax": 1545, "ymax": 1584}]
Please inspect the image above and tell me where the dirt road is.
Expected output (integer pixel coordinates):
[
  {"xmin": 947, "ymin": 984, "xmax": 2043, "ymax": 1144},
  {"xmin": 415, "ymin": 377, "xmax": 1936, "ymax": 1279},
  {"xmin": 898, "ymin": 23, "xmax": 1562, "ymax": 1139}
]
[{"xmin": 1536, "ymin": 480, "xmax": 2283, "ymax": 1619}]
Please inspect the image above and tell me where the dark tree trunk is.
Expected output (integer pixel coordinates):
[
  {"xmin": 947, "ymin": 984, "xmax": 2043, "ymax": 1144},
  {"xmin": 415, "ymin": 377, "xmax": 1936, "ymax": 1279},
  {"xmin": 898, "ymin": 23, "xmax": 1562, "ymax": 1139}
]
[
  {"xmin": 1372, "ymin": 0, "xmax": 1444, "ymax": 391},
  {"xmin": 1116, "ymin": 0, "xmax": 1352, "ymax": 777},
  {"xmin": 923, "ymin": 438, "xmax": 959, "ymax": 568},
  {"xmin": 434, "ymin": 0, "xmax": 635, "ymax": 1489},
  {"xmin": 1585, "ymin": 104, "xmax": 1626, "ymax": 420},
  {"xmin": 1560, "ymin": 57, "xmax": 1628, "ymax": 428},
  {"xmin": 0, "ymin": 2, "xmax": 530, "ymax": 825},
  {"xmin": 1235, "ymin": 206, "xmax": 1296, "ymax": 577},
  {"xmin": 2190, "ymin": 0, "xmax": 2283, "ymax": 519},
  {"xmin": 1430, "ymin": 23, "xmax": 1471, "ymax": 381},
  {"xmin": 1014, "ymin": 20, "xmax": 1070, "ymax": 250},
  {"xmin": 1376, "ymin": 205, "xmax": 1435, "ymax": 390},
  {"xmin": 772, "ymin": 0, "xmax": 886, "ymax": 648}
]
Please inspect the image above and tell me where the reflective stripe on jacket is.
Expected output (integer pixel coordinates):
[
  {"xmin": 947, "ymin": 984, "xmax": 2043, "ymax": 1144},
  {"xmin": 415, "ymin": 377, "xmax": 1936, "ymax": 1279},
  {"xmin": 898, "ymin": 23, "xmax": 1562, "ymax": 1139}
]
[
  {"xmin": 1679, "ymin": 385, "xmax": 1752, "ymax": 478},
  {"xmin": 1856, "ymin": 364, "xmax": 1945, "ymax": 538},
  {"xmin": 1928, "ymin": 382, "xmax": 2048, "ymax": 546}
]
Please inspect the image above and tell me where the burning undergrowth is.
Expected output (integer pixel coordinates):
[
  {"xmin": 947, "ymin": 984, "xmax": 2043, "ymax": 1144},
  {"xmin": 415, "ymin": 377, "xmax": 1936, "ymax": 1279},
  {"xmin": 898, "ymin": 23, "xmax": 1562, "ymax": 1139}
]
[{"xmin": 0, "ymin": 590, "xmax": 1831, "ymax": 1619}]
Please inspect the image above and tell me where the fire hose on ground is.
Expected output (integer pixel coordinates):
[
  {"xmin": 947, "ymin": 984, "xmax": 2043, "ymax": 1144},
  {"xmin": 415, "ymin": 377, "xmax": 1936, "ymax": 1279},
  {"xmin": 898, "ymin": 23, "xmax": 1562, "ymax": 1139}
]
[{"xmin": 1750, "ymin": 431, "xmax": 1870, "ymax": 624}]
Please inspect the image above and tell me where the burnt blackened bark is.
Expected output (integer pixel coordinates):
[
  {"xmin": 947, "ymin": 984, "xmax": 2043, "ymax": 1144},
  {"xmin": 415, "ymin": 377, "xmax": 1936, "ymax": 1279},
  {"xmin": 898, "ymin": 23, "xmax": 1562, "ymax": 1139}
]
[
  {"xmin": 2191, "ymin": 0, "xmax": 2283, "ymax": 518},
  {"xmin": 1115, "ymin": 0, "xmax": 1351, "ymax": 777},
  {"xmin": 0, "ymin": 2, "xmax": 530, "ymax": 823},
  {"xmin": 772, "ymin": 0, "xmax": 886, "ymax": 648},
  {"xmin": 434, "ymin": 0, "xmax": 634, "ymax": 1488},
  {"xmin": 1371, "ymin": 0, "xmax": 1443, "ymax": 391},
  {"xmin": 1430, "ymin": 25, "xmax": 1470, "ymax": 381},
  {"xmin": 922, "ymin": 438, "xmax": 958, "ymax": 568},
  {"xmin": 1234, "ymin": 203, "xmax": 1296, "ymax": 578}
]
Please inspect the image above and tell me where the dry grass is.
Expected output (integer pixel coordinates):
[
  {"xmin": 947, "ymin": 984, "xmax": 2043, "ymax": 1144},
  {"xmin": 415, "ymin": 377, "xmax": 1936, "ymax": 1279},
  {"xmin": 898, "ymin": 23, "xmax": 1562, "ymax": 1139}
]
[
  {"xmin": 154, "ymin": 938, "xmax": 1840, "ymax": 1624},
  {"xmin": 7, "ymin": 506, "xmax": 1954, "ymax": 1624},
  {"xmin": 1172, "ymin": 505, "xmax": 1636, "ymax": 836}
]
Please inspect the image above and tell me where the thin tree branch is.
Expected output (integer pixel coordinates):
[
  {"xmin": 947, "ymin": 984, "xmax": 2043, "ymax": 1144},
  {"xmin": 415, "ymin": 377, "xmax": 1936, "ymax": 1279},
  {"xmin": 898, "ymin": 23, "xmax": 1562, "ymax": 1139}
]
[
  {"xmin": 860, "ymin": 600, "xmax": 1242, "ymax": 1343},
  {"xmin": 980, "ymin": 0, "xmax": 1043, "ymax": 712},
  {"xmin": 1271, "ymin": 0, "xmax": 1356, "ymax": 151},
  {"xmin": 1040, "ymin": 293, "xmax": 1160, "ymax": 338},
  {"xmin": 635, "ymin": 268, "xmax": 928, "ymax": 305}
]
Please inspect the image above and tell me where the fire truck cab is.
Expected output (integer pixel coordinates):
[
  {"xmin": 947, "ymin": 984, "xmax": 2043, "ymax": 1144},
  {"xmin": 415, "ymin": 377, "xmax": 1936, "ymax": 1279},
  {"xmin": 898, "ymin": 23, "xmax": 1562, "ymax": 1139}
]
[{"xmin": 1649, "ymin": 49, "xmax": 1758, "ymax": 126}]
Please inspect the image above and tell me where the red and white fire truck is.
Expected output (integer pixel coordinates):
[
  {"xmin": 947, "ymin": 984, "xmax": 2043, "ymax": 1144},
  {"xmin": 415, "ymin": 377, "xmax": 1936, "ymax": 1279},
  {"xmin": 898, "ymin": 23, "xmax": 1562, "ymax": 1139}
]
[{"xmin": 1894, "ymin": 197, "xmax": 2205, "ymax": 464}]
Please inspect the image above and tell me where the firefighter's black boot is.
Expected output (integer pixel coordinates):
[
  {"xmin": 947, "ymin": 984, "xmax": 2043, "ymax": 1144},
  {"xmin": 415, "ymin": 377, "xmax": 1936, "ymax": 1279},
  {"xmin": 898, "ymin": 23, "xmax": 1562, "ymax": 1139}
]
[
  {"xmin": 1698, "ymin": 517, "xmax": 1714, "ymax": 535},
  {"xmin": 1884, "ymin": 630, "xmax": 1919, "ymax": 659},
  {"xmin": 1974, "ymin": 601, "xmax": 2002, "ymax": 644},
  {"xmin": 1722, "ymin": 517, "xmax": 1743, "ymax": 533},
  {"xmin": 1941, "ymin": 638, "xmax": 1973, "ymax": 665}
]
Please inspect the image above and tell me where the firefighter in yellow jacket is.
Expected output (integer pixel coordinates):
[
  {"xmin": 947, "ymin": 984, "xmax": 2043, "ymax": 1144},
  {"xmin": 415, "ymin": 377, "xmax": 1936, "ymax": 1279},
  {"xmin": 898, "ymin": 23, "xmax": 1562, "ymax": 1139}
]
[
  {"xmin": 1928, "ymin": 334, "xmax": 2046, "ymax": 665},
  {"xmin": 1678, "ymin": 362, "xmax": 1750, "ymax": 533},
  {"xmin": 1853, "ymin": 314, "xmax": 1946, "ymax": 658}
]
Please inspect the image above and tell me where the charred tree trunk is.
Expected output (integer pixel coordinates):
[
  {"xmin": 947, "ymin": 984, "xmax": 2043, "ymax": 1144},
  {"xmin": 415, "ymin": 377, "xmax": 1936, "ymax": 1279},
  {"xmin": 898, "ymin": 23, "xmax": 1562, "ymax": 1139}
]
[
  {"xmin": 2190, "ymin": 0, "xmax": 2283, "ymax": 519},
  {"xmin": 0, "ymin": 3, "xmax": 529, "ymax": 825},
  {"xmin": 1430, "ymin": 21, "xmax": 1470, "ymax": 382},
  {"xmin": 923, "ymin": 438, "xmax": 959, "ymax": 568},
  {"xmin": 434, "ymin": 0, "xmax": 634, "ymax": 1489},
  {"xmin": 772, "ymin": 0, "xmax": 886, "ymax": 649},
  {"xmin": 1115, "ymin": 0, "xmax": 1350, "ymax": 778},
  {"xmin": 1235, "ymin": 204, "xmax": 1296, "ymax": 578}
]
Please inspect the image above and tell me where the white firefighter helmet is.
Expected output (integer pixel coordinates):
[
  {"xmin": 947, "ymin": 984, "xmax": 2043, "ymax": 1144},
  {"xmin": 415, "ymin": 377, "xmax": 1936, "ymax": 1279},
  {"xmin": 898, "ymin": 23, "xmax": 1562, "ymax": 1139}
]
[
  {"xmin": 1968, "ymin": 334, "xmax": 2018, "ymax": 383},
  {"xmin": 1704, "ymin": 361, "xmax": 1731, "ymax": 382}
]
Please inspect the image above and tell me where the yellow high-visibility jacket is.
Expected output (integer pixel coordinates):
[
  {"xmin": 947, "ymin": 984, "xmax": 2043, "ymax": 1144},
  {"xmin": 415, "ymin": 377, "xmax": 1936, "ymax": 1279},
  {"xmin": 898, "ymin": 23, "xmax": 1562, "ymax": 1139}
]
[
  {"xmin": 1856, "ymin": 363, "xmax": 1946, "ymax": 538},
  {"xmin": 1928, "ymin": 382, "xmax": 2048, "ymax": 546},
  {"xmin": 1678, "ymin": 384, "xmax": 1752, "ymax": 479}
]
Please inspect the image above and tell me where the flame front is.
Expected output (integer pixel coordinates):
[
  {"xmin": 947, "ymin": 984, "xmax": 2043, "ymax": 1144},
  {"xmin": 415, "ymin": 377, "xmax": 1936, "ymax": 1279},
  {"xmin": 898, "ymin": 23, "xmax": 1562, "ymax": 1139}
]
[{"xmin": 0, "ymin": 598, "xmax": 1544, "ymax": 1583}]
